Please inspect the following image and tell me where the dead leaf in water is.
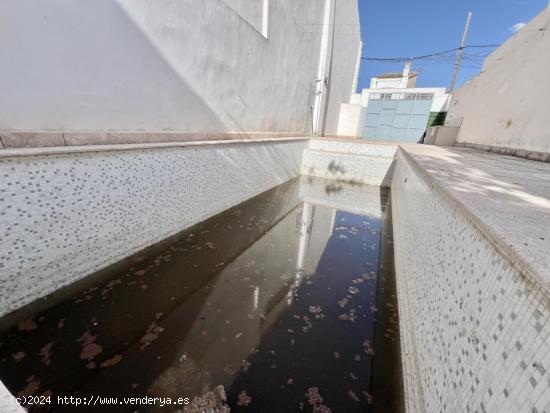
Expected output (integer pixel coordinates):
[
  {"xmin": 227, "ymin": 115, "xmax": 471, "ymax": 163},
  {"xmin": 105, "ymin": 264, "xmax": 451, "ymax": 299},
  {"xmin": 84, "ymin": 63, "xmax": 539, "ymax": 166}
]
[
  {"xmin": 18, "ymin": 319, "xmax": 37, "ymax": 331},
  {"xmin": 100, "ymin": 354, "xmax": 122, "ymax": 368},
  {"xmin": 39, "ymin": 342, "xmax": 54, "ymax": 366},
  {"xmin": 17, "ymin": 375, "xmax": 41, "ymax": 398},
  {"xmin": 237, "ymin": 390, "xmax": 252, "ymax": 407},
  {"xmin": 12, "ymin": 352, "xmax": 25, "ymax": 362},
  {"xmin": 348, "ymin": 390, "xmax": 360, "ymax": 402}
]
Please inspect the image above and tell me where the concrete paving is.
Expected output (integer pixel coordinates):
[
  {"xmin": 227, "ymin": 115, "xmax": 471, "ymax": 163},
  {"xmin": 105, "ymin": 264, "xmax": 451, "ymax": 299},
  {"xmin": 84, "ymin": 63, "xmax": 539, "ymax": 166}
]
[{"xmin": 400, "ymin": 144, "xmax": 550, "ymax": 291}]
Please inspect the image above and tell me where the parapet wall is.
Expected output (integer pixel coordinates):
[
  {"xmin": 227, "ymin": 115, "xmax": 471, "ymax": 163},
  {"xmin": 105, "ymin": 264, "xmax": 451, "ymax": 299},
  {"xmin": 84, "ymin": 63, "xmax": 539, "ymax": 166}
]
[
  {"xmin": 447, "ymin": 6, "xmax": 550, "ymax": 155},
  {"xmin": 0, "ymin": 139, "xmax": 306, "ymax": 317},
  {"xmin": 392, "ymin": 148, "xmax": 550, "ymax": 412}
]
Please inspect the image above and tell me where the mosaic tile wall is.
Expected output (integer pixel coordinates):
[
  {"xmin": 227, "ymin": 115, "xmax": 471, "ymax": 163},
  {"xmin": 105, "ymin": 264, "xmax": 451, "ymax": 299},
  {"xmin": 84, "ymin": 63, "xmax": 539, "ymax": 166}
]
[
  {"xmin": 0, "ymin": 140, "xmax": 306, "ymax": 317},
  {"xmin": 302, "ymin": 139, "xmax": 397, "ymax": 187},
  {"xmin": 392, "ymin": 150, "xmax": 550, "ymax": 413}
]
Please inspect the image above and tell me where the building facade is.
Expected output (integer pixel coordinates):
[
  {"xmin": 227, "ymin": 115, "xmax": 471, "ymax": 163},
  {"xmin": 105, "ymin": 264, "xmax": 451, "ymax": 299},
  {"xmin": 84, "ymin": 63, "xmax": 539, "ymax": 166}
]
[
  {"xmin": 338, "ymin": 63, "xmax": 450, "ymax": 142},
  {"xmin": 0, "ymin": 0, "xmax": 361, "ymax": 141},
  {"xmin": 446, "ymin": 4, "xmax": 550, "ymax": 155}
]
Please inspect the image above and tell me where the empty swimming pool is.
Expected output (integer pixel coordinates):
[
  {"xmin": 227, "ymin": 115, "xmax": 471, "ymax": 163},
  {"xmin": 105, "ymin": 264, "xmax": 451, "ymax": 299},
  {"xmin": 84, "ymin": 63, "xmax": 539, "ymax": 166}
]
[{"xmin": 0, "ymin": 176, "xmax": 402, "ymax": 412}]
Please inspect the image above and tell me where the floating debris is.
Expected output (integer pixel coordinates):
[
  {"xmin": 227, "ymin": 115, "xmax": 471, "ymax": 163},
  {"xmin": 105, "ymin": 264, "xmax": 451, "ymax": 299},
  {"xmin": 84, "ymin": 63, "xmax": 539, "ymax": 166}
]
[
  {"xmin": 12, "ymin": 352, "xmax": 25, "ymax": 362},
  {"xmin": 39, "ymin": 342, "xmax": 54, "ymax": 366},
  {"xmin": 77, "ymin": 331, "xmax": 103, "ymax": 361},
  {"xmin": 338, "ymin": 298, "xmax": 348, "ymax": 308},
  {"xmin": 348, "ymin": 287, "xmax": 360, "ymax": 295},
  {"xmin": 242, "ymin": 360, "xmax": 252, "ymax": 372},
  {"xmin": 100, "ymin": 354, "xmax": 122, "ymax": 368},
  {"xmin": 362, "ymin": 391, "xmax": 373, "ymax": 404},
  {"xmin": 17, "ymin": 319, "xmax": 37, "ymax": 332},
  {"xmin": 237, "ymin": 390, "xmax": 252, "ymax": 407},
  {"xmin": 309, "ymin": 306, "xmax": 322, "ymax": 314},
  {"xmin": 348, "ymin": 390, "xmax": 360, "ymax": 402},
  {"xmin": 305, "ymin": 387, "xmax": 332, "ymax": 413},
  {"xmin": 305, "ymin": 387, "xmax": 324, "ymax": 406},
  {"xmin": 17, "ymin": 375, "xmax": 40, "ymax": 398},
  {"xmin": 363, "ymin": 339, "xmax": 375, "ymax": 355},
  {"xmin": 339, "ymin": 308, "xmax": 357, "ymax": 322},
  {"xmin": 140, "ymin": 322, "xmax": 164, "ymax": 350}
]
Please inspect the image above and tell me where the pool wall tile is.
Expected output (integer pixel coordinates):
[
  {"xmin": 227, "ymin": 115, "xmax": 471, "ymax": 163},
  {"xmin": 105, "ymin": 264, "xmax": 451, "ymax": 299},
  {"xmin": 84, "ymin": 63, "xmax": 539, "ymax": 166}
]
[
  {"xmin": 392, "ymin": 148, "xmax": 550, "ymax": 413},
  {"xmin": 0, "ymin": 140, "xmax": 306, "ymax": 317},
  {"xmin": 301, "ymin": 139, "xmax": 397, "ymax": 187}
]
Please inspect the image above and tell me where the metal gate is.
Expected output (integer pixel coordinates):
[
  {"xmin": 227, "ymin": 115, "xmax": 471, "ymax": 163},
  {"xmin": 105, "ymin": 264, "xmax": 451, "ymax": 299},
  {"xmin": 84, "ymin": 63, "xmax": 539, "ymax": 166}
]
[{"xmin": 362, "ymin": 92, "xmax": 434, "ymax": 142}]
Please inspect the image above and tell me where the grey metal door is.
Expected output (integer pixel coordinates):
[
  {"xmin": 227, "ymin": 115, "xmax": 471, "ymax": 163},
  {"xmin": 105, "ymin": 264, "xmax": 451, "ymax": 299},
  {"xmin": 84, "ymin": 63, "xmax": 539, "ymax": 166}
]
[{"xmin": 362, "ymin": 93, "xmax": 433, "ymax": 142}]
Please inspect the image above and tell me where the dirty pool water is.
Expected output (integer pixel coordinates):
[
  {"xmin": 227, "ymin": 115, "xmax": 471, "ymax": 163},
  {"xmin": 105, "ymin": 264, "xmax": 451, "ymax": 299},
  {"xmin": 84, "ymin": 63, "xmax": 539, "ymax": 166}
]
[{"xmin": 0, "ymin": 176, "xmax": 402, "ymax": 413}]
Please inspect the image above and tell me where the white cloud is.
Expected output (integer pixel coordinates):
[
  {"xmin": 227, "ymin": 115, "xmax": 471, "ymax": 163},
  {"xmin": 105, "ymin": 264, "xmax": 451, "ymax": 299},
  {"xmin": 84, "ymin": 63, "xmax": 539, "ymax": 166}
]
[{"xmin": 510, "ymin": 22, "xmax": 526, "ymax": 32}]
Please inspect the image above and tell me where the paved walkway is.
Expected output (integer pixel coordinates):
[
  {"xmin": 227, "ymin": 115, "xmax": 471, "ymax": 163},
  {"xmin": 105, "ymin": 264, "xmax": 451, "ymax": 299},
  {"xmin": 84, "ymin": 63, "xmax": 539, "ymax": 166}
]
[{"xmin": 400, "ymin": 144, "xmax": 550, "ymax": 291}]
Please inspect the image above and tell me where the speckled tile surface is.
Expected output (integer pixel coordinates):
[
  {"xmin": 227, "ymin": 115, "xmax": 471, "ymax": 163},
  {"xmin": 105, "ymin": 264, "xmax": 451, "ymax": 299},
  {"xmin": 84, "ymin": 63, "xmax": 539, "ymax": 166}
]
[
  {"xmin": 302, "ymin": 139, "xmax": 397, "ymax": 187},
  {"xmin": 400, "ymin": 144, "xmax": 550, "ymax": 290},
  {"xmin": 392, "ymin": 149, "xmax": 550, "ymax": 413},
  {"xmin": 0, "ymin": 140, "xmax": 306, "ymax": 316}
]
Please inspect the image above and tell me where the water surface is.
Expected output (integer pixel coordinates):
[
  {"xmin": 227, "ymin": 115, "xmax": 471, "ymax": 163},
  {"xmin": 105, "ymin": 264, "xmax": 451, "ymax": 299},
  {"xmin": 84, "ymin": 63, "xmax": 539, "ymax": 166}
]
[{"xmin": 0, "ymin": 177, "xmax": 402, "ymax": 412}]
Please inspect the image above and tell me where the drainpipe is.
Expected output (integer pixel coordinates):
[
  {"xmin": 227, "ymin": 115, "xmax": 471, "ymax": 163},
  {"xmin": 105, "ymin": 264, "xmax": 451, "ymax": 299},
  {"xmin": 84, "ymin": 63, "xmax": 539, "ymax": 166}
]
[
  {"xmin": 320, "ymin": 0, "xmax": 337, "ymax": 137},
  {"xmin": 312, "ymin": 0, "xmax": 333, "ymax": 136}
]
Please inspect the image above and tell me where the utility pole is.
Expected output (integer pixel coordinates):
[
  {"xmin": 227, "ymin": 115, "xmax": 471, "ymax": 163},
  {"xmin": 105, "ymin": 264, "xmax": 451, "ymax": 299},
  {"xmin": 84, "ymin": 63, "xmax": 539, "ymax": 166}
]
[{"xmin": 449, "ymin": 11, "xmax": 472, "ymax": 93}]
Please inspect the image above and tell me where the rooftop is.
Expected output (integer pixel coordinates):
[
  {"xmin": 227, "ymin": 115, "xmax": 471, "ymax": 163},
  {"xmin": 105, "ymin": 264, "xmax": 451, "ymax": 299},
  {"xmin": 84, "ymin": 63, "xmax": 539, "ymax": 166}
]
[{"xmin": 374, "ymin": 72, "xmax": 417, "ymax": 79}]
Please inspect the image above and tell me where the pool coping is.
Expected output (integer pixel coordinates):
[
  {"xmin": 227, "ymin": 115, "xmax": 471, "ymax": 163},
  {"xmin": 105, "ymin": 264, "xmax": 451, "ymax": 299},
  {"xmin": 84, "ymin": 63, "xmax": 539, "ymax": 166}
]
[
  {"xmin": 0, "ymin": 136, "xmax": 310, "ymax": 158},
  {"xmin": 396, "ymin": 144, "xmax": 550, "ymax": 299}
]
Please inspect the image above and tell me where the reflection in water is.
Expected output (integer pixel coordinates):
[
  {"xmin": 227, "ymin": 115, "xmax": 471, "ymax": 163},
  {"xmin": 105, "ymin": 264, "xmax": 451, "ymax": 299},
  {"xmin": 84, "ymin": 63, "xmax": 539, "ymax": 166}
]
[{"xmin": 0, "ymin": 177, "xmax": 402, "ymax": 413}]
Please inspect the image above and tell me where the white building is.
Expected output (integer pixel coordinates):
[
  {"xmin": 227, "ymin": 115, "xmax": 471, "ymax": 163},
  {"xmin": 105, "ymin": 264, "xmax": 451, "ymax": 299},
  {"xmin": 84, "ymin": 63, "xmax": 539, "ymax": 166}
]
[
  {"xmin": 369, "ymin": 62, "xmax": 418, "ymax": 89},
  {"xmin": 338, "ymin": 63, "xmax": 450, "ymax": 141},
  {"xmin": 0, "ymin": 0, "xmax": 361, "ymax": 142}
]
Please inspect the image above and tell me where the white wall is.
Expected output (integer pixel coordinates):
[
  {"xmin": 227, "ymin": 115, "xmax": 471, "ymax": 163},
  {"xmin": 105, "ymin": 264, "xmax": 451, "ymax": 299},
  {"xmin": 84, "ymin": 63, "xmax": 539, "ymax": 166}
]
[
  {"xmin": 370, "ymin": 77, "xmax": 403, "ymax": 89},
  {"xmin": 430, "ymin": 93, "xmax": 451, "ymax": 112},
  {"xmin": 447, "ymin": 6, "xmax": 550, "ymax": 154},
  {"xmin": 336, "ymin": 104, "xmax": 365, "ymax": 136},
  {"xmin": 320, "ymin": 0, "xmax": 362, "ymax": 135},
  {"xmin": 0, "ymin": 0, "xmax": 360, "ymax": 135}
]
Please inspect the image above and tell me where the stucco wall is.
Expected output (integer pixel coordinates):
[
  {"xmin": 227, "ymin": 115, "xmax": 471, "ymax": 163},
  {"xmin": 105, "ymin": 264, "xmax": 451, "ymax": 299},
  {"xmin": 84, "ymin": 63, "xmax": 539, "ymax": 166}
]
[
  {"xmin": 321, "ymin": 0, "xmax": 362, "ymax": 135},
  {"xmin": 336, "ymin": 104, "xmax": 365, "ymax": 137},
  {"xmin": 0, "ymin": 0, "xmax": 360, "ymax": 135},
  {"xmin": 392, "ymin": 149, "xmax": 550, "ymax": 412},
  {"xmin": 447, "ymin": 6, "xmax": 550, "ymax": 154},
  {"xmin": 0, "ymin": 139, "xmax": 306, "ymax": 317}
]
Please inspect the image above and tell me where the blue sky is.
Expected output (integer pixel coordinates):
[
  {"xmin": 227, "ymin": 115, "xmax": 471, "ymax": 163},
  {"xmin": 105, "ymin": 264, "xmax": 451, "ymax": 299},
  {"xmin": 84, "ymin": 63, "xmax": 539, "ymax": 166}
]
[{"xmin": 357, "ymin": 0, "xmax": 548, "ymax": 91}]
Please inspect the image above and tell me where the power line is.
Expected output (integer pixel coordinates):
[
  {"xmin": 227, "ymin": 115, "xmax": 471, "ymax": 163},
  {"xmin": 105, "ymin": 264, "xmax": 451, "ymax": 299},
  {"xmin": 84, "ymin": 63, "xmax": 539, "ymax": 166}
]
[{"xmin": 361, "ymin": 44, "xmax": 500, "ymax": 62}]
